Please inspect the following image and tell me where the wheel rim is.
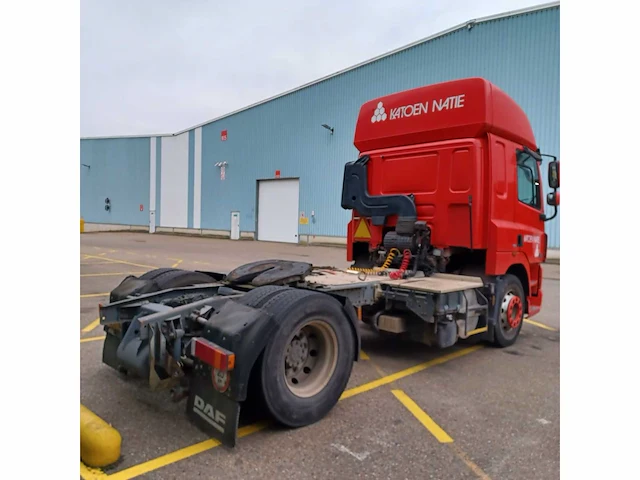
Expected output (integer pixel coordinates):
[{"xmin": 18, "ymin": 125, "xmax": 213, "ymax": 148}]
[
  {"xmin": 500, "ymin": 291, "xmax": 523, "ymax": 338},
  {"xmin": 283, "ymin": 320, "xmax": 338, "ymax": 398}
]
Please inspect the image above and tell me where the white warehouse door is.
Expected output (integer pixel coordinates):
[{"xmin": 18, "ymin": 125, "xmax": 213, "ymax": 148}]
[{"xmin": 257, "ymin": 179, "xmax": 299, "ymax": 243}]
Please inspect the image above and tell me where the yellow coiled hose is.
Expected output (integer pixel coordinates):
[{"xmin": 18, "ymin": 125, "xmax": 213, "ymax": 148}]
[{"xmin": 350, "ymin": 248, "xmax": 400, "ymax": 276}]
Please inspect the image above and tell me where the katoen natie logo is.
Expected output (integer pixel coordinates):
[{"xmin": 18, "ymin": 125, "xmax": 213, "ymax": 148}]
[
  {"xmin": 370, "ymin": 94, "xmax": 466, "ymax": 124},
  {"xmin": 370, "ymin": 102, "xmax": 387, "ymax": 123}
]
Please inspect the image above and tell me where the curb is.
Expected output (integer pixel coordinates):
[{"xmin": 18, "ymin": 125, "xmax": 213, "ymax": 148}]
[{"xmin": 80, "ymin": 404, "xmax": 122, "ymax": 468}]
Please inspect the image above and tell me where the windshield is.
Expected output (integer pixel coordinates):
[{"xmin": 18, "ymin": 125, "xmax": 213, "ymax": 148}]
[{"xmin": 516, "ymin": 150, "xmax": 541, "ymax": 209}]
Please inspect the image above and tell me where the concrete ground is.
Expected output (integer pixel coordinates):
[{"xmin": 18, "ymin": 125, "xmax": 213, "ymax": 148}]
[{"xmin": 80, "ymin": 232, "xmax": 560, "ymax": 480}]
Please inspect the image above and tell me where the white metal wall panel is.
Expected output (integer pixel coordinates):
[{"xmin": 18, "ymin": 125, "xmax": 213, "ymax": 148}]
[
  {"xmin": 149, "ymin": 137, "xmax": 157, "ymax": 232},
  {"xmin": 257, "ymin": 179, "xmax": 299, "ymax": 243},
  {"xmin": 149, "ymin": 137, "xmax": 156, "ymax": 212},
  {"xmin": 193, "ymin": 127, "xmax": 202, "ymax": 228},
  {"xmin": 160, "ymin": 133, "xmax": 189, "ymax": 228}
]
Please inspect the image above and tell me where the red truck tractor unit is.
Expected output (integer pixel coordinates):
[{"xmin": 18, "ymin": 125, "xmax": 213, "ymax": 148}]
[
  {"xmin": 343, "ymin": 77, "xmax": 559, "ymax": 345},
  {"xmin": 98, "ymin": 77, "xmax": 559, "ymax": 447}
]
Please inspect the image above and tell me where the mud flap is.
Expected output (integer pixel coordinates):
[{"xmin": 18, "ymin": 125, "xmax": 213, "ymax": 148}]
[{"xmin": 186, "ymin": 363, "xmax": 241, "ymax": 448}]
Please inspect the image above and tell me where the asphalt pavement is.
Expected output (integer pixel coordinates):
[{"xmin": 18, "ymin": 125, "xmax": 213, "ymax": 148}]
[{"xmin": 80, "ymin": 232, "xmax": 559, "ymax": 480}]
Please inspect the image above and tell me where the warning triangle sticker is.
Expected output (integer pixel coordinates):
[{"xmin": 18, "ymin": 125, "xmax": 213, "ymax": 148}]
[{"xmin": 354, "ymin": 219, "xmax": 371, "ymax": 239}]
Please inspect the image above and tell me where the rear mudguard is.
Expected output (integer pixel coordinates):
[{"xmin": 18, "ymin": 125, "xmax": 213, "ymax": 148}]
[
  {"xmin": 187, "ymin": 293, "xmax": 361, "ymax": 447},
  {"xmin": 192, "ymin": 293, "xmax": 361, "ymax": 403}
]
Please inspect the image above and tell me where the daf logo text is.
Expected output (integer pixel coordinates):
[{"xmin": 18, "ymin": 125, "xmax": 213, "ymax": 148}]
[{"xmin": 193, "ymin": 395, "xmax": 226, "ymax": 433}]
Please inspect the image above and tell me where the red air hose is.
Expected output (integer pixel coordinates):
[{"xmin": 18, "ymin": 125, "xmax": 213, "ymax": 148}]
[{"xmin": 389, "ymin": 249, "xmax": 412, "ymax": 280}]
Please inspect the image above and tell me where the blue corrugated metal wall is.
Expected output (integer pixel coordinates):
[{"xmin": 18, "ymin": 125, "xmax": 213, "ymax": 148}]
[
  {"xmin": 80, "ymin": 5, "xmax": 560, "ymax": 247},
  {"xmin": 196, "ymin": 6, "xmax": 560, "ymax": 247},
  {"xmin": 80, "ymin": 137, "xmax": 150, "ymax": 225}
]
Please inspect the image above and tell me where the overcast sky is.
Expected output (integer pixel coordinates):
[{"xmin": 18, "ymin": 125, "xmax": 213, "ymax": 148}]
[{"xmin": 80, "ymin": 0, "xmax": 546, "ymax": 137}]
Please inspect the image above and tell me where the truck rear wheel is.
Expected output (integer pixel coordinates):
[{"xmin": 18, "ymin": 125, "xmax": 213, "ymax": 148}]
[
  {"xmin": 146, "ymin": 269, "xmax": 215, "ymax": 290},
  {"xmin": 258, "ymin": 289, "xmax": 355, "ymax": 428},
  {"xmin": 492, "ymin": 274, "xmax": 525, "ymax": 348},
  {"xmin": 138, "ymin": 268, "xmax": 180, "ymax": 281}
]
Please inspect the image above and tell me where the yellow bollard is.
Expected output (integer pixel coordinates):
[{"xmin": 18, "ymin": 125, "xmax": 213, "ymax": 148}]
[
  {"xmin": 80, "ymin": 217, "xmax": 85, "ymax": 233},
  {"xmin": 80, "ymin": 405, "xmax": 121, "ymax": 467}
]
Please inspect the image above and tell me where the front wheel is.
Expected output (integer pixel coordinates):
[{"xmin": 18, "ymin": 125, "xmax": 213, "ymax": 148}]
[
  {"xmin": 491, "ymin": 274, "xmax": 525, "ymax": 348},
  {"xmin": 257, "ymin": 290, "xmax": 355, "ymax": 428}
]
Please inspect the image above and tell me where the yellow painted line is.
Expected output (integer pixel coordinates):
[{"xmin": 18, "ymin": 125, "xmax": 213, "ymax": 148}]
[
  {"xmin": 450, "ymin": 443, "xmax": 493, "ymax": 480},
  {"xmin": 391, "ymin": 389, "xmax": 453, "ymax": 443},
  {"xmin": 80, "ymin": 462, "xmax": 108, "ymax": 479},
  {"xmin": 360, "ymin": 350, "xmax": 370, "ymax": 360},
  {"xmin": 81, "ymin": 262, "xmax": 122, "ymax": 266},
  {"xmin": 524, "ymin": 319, "xmax": 557, "ymax": 331},
  {"xmin": 81, "ymin": 335, "xmax": 106, "ymax": 343},
  {"xmin": 365, "ymin": 347, "xmax": 491, "ymax": 478},
  {"xmin": 467, "ymin": 326, "xmax": 488, "ymax": 336},
  {"xmin": 82, "ymin": 318, "xmax": 101, "ymax": 333},
  {"xmin": 107, "ymin": 422, "xmax": 268, "ymax": 480},
  {"xmin": 95, "ymin": 345, "xmax": 483, "ymax": 479},
  {"xmin": 171, "ymin": 259, "xmax": 183, "ymax": 268},
  {"xmin": 81, "ymin": 272, "xmax": 146, "ymax": 277},
  {"xmin": 83, "ymin": 254, "xmax": 157, "ymax": 270},
  {"xmin": 81, "ymin": 293, "xmax": 110, "ymax": 298},
  {"xmin": 80, "ymin": 404, "xmax": 122, "ymax": 467},
  {"xmin": 340, "ymin": 345, "xmax": 483, "ymax": 400},
  {"xmin": 99, "ymin": 253, "xmax": 107, "ymax": 257}
]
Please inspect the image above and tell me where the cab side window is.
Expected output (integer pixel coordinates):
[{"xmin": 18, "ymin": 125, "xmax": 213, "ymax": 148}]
[{"xmin": 516, "ymin": 150, "xmax": 540, "ymax": 209}]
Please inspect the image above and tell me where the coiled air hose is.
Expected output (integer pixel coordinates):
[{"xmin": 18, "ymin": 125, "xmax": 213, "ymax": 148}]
[
  {"xmin": 351, "ymin": 247, "xmax": 400, "ymax": 276},
  {"xmin": 389, "ymin": 249, "xmax": 412, "ymax": 280}
]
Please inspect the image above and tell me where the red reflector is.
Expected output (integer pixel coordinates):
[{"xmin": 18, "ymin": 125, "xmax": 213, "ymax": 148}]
[{"xmin": 192, "ymin": 338, "xmax": 235, "ymax": 371}]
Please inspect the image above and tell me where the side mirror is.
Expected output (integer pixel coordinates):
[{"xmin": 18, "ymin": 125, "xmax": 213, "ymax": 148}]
[
  {"xmin": 548, "ymin": 161, "xmax": 560, "ymax": 189},
  {"xmin": 547, "ymin": 191, "xmax": 560, "ymax": 207}
]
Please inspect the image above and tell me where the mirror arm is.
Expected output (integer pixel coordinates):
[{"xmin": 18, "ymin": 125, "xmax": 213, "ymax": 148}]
[
  {"xmin": 541, "ymin": 205, "xmax": 558, "ymax": 222},
  {"xmin": 541, "ymin": 188, "xmax": 559, "ymax": 222}
]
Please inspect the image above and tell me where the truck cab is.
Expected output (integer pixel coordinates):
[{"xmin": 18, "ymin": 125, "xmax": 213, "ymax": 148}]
[{"xmin": 342, "ymin": 77, "xmax": 559, "ymax": 319}]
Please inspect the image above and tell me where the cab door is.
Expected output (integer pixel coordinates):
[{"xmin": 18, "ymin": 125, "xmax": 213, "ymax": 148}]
[{"xmin": 514, "ymin": 148, "xmax": 546, "ymax": 293}]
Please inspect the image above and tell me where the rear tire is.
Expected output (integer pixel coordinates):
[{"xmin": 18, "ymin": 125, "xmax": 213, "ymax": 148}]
[
  {"xmin": 149, "ymin": 269, "xmax": 215, "ymax": 290},
  {"xmin": 236, "ymin": 285, "xmax": 292, "ymax": 308},
  {"xmin": 257, "ymin": 289, "xmax": 355, "ymax": 428},
  {"xmin": 138, "ymin": 268, "xmax": 181, "ymax": 281},
  {"xmin": 491, "ymin": 274, "xmax": 525, "ymax": 348},
  {"xmin": 107, "ymin": 268, "xmax": 216, "ymax": 333}
]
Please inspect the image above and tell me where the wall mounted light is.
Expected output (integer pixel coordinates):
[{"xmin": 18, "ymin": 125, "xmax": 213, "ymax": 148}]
[
  {"xmin": 215, "ymin": 161, "xmax": 228, "ymax": 180},
  {"xmin": 321, "ymin": 124, "xmax": 334, "ymax": 134}
]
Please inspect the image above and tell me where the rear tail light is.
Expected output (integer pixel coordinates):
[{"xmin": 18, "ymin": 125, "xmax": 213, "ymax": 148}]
[{"xmin": 191, "ymin": 337, "xmax": 235, "ymax": 372}]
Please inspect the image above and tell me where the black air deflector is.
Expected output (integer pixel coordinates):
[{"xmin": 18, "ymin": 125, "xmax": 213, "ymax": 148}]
[{"xmin": 341, "ymin": 155, "xmax": 417, "ymax": 231}]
